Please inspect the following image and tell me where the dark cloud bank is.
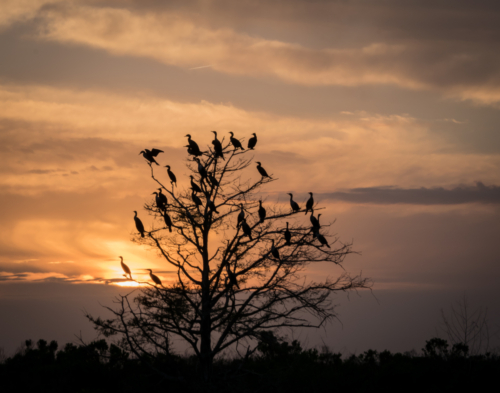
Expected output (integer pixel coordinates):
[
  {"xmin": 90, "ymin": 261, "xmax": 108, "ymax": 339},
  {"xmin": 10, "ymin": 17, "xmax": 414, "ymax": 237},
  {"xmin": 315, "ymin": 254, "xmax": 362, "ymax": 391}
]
[{"xmin": 319, "ymin": 182, "xmax": 500, "ymax": 205}]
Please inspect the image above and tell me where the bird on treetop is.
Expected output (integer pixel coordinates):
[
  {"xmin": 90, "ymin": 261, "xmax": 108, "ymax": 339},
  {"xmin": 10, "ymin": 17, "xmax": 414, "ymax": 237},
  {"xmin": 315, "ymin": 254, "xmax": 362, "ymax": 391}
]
[
  {"xmin": 139, "ymin": 148, "xmax": 163, "ymax": 165},
  {"xmin": 288, "ymin": 193, "xmax": 300, "ymax": 212},
  {"xmin": 305, "ymin": 192, "xmax": 314, "ymax": 215},
  {"xmin": 134, "ymin": 211, "xmax": 145, "ymax": 238},
  {"xmin": 165, "ymin": 165, "xmax": 177, "ymax": 186},
  {"xmin": 147, "ymin": 269, "xmax": 162, "ymax": 286},
  {"xmin": 119, "ymin": 256, "xmax": 132, "ymax": 280},
  {"xmin": 256, "ymin": 162, "xmax": 271, "ymax": 179},
  {"xmin": 229, "ymin": 131, "xmax": 244, "ymax": 150},
  {"xmin": 248, "ymin": 133, "xmax": 257, "ymax": 150}
]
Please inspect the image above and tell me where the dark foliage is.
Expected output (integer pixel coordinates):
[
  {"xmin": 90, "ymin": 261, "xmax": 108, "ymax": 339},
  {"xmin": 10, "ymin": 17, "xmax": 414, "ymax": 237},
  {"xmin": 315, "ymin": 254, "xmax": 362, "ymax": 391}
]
[{"xmin": 1, "ymin": 335, "xmax": 499, "ymax": 393}]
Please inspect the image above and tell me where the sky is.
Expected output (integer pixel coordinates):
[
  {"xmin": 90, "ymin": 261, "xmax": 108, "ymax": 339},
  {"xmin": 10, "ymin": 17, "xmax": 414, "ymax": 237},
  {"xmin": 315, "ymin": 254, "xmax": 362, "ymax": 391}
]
[{"xmin": 1, "ymin": 0, "xmax": 500, "ymax": 356}]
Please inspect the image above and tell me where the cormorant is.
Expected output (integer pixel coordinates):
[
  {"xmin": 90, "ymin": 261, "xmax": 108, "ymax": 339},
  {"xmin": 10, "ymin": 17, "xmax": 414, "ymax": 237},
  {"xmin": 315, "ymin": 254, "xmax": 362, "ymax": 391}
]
[
  {"xmin": 258, "ymin": 200, "xmax": 266, "ymax": 223},
  {"xmin": 256, "ymin": 162, "xmax": 270, "ymax": 178},
  {"xmin": 229, "ymin": 131, "xmax": 244, "ymax": 150},
  {"xmin": 191, "ymin": 189, "xmax": 203, "ymax": 208},
  {"xmin": 139, "ymin": 148, "xmax": 163, "ymax": 165},
  {"xmin": 305, "ymin": 192, "xmax": 314, "ymax": 215},
  {"xmin": 284, "ymin": 222, "xmax": 291, "ymax": 245},
  {"xmin": 248, "ymin": 133, "xmax": 257, "ymax": 150},
  {"xmin": 226, "ymin": 264, "xmax": 240, "ymax": 289},
  {"xmin": 211, "ymin": 131, "xmax": 224, "ymax": 160},
  {"xmin": 288, "ymin": 193, "xmax": 300, "ymax": 212},
  {"xmin": 119, "ymin": 256, "xmax": 132, "ymax": 280},
  {"xmin": 186, "ymin": 134, "xmax": 201, "ymax": 156},
  {"xmin": 134, "ymin": 211, "xmax": 145, "ymax": 237},
  {"xmin": 241, "ymin": 219, "xmax": 252, "ymax": 240},
  {"xmin": 153, "ymin": 189, "xmax": 167, "ymax": 210},
  {"xmin": 310, "ymin": 211, "xmax": 320, "ymax": 232},
  {"xmin": 163, "ymin": 211, "xmax": 173, "ymax": 232},
  {"xmin": 147, "ymin": 269, "xmax": 162, "ymax": 286},
  {"xmin": 317, "ymin": 233, "xmax": 330, "ymax": 248},
  {"xmin": 190, "ymin": 175, "xmax": 202, "ymax": 193},
  {"xmin": 271, "ymin": 239, "xmax": 280, "ymax": 260},
  {"xmin": 165, "ymin": 165, "xmax": 177, "ymax": 186},
  {"xmin": 237, "ymin": 204, "xmax": 245, "ymax": 226},
  {"xmin": 194, "ymin": 157, "xmax": 207, "ymax": 179},
  {"xmin": 185, "ymin": 145, "xmax": 203, "ymax": 157}
]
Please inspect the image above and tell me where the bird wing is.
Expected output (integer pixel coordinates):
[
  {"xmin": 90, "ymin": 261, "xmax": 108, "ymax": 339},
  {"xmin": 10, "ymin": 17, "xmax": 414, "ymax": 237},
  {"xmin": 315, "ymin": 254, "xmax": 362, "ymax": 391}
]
[{"xmin": 150, "ymin": 149, "xmax": 164, "ymax": 157}]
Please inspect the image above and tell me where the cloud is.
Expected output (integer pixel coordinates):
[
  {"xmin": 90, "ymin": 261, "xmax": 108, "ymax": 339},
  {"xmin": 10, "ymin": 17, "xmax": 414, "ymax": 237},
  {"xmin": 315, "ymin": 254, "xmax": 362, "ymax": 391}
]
[
  {"xmin": 319, "ymin": 182, "xmax": 500, "ymax": 205},
  {"xmin": 12, "ymin": 1, "xmax": 497, "ymax": 105}
]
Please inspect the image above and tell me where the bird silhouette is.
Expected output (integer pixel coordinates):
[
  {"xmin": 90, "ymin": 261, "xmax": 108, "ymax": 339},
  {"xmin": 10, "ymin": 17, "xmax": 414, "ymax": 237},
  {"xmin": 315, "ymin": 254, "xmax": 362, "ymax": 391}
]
[
  {"xmin": 241, "ymin": 218, "xmax": 252, "ymax": 240},
  {"xmin": 310, "ymin": 211, "xmax": 320, "ymax": 233},
  {"xmin": 305, "ymin": 192, "xmax": 314, "ymax": 215},
  {"xmin": 288, "ymin": 193, "xmax": 300, "ymax": 212},
  {"xmin": 190, "ymin": 175, "xmax": 202, "ymax": 193},
  {"xmin": 208, "ymin": 173, "xmax": 219, "ymax": 188},
  {"xmin": 165, "ymin": 165, "xmax": 177, "ymax": 187},
  {"xmin": 317, "ymin": 233, "xmax": 330, "ymax": 248},
  {"xmin": 119, "ymin": 256, "xmax": 132, "ymax": 280},
  {"xmin": 237, "ymin": 204, "xmax": 245, "ymax": 226},
  {"xmin": 226, "ymin": 264, "xmax": 240, "ymax": 289},
  {"xmin": 163, "ymin": 211, "xmax": 173, "ymax": 232},
  {"xmin": 248, "ymin": 133, "xmax": 257, "ymax": 150},
  {"xmin": 258, "ymin": 200, "xmax": 266, "ymax": 224},
  {"xmin": 134, "ymin": 211, "xmax": 145, "ymax": 237},
  {"xmin": 147, "ymin": 269, "xmax": 162, "ymax": 286},
  {"xmin": 139, "ymin": 148, "xmax": 163, "ymax": 165},
  {"xmin": 186, "ymin": 134, "xmax": 202, "ymax": 156},
  {"xmin": 194, "ymin": 157, "xmax": 207, "ymax": 179},
  {"xmin": 271, "ymin": 239, "xmax": 280, "ymax": 260},
  {"xmin": 211, "ymin": 131, "xmax": 224, "ymax": 160},
  {"xmin": 284, "ymin": 222, "xmax": 291, "ymax": 245},
  {"xmin": 256, "ymin": 162, "xmax": 270, "ymax": 179},
  {"xmin": 229, "ymin": 131, "xmax": 244, "ymax": 150},
  {"xmin": 191, "ymin": 189, "xmax": 203, "ymax": 209}
]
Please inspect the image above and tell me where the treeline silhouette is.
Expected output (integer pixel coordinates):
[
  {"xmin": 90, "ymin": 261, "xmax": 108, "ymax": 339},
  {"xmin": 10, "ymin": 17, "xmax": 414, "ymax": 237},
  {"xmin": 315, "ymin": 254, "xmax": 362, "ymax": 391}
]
[{"xmin": 1, "ymin": 333, "xmax": 499, "ymax": 392}]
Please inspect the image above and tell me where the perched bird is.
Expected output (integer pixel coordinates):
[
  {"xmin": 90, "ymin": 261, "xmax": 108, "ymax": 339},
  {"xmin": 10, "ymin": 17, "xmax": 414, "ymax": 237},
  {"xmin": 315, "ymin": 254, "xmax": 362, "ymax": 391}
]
[
  {"xmin": 229, "ymin": 131, "xmax": 244, "ymax": 150},
  {"xmin": 271, "ymin": 239, "xmax": 280, "ymax": 260},
  {"xmin": 310, "ymin": 211, "xmax": 320, "ymax": 233},
  {"xmin": 317, "ymin": 233, "xmax": 330, "ymax": 248},
  {"xmin": 211, "ymin": 131, "xmax": 224, "ymax": 160},
  {"xmin": 226, "ymin": 264, "xmax": 240, "ymax": 289},
  {"xmin": 191, "ymin": 189, "xmax": 203, "ymax": 208},
  {"xmin": 241, "ymin": 219, "xmax": 252, "ymax": 240},
  {"xmin": 185, "ymin": 145, "xmax": 203, "ymax": 157},
  {"xmin": 157, "ymin": 188, "xmax": 168, "ymax": 209},
  {"xmin": 186, "ymin": 134, "xmax": 201, "ymax": 156},
  {"xmin": 147, "ymin": 269, "xmax": 162, "ymax": 286},
  {"xmin": 208, "ymin": 199, "xmax": 219, "ymax": 214},
  {"xmin": 248, "ymin": 133, "xmax": 257, "ymax": 150},
  {"xmin": 256, "ymin": 162, "xmax": 270, "ymax": 179},
  {"xmin": 284, "ymin": 222, "xmax": 291, "ymax": 245},
  {"xmin": 194, "ymin": 157, "xmax": 207, "ymax": 179},
  {"xmin": 153, "ymin": 189, "xmax": 167, "ymax": 211},
  {"xmin": 133, "ymin": 211, "xmax": 145, "ymax": 237},
  {"xmin": 305, "ymin": 192, "xmax": 314, "ymax": 215},
  {"xmin": 258, "ymin": 200, "xmax": 266, "ymax": 224},
  {"xmin": 208, "ymin": 173, "xmax": 219, "ymax": 188},
  {"xmin": 162, "ymin": 211, "xmax": 173, "ymax": 232},
  {"xmin": 288, "ymin": 193, "xmax": 300, "ymax": 212},
  {"xmin": 190, "ymin": 175, "xmax": 202, "ymax": 193},
  {"xmin": 119, "ymin": 256, "xmax": 132, "ymax": 280},
  {"xmin": 165, "ymin": 165, "xmax": 177, "ymax": 186},
  {"xmin": 139, "ymin": 148, "xmax": 163, "ymax": 165},
  {"xmin": 237, "ymin": 204, "xmax": 245, "ymax": 226}
]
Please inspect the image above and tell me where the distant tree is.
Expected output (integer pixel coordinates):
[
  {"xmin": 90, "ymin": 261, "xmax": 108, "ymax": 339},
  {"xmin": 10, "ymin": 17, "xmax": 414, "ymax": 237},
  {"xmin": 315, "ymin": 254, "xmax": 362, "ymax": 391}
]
[
  {"xmin": 87, "ymin": 132, "xmax": 370, "ymax": 381},
  {"xmin": 440, "ymin": 294, "xmax": 494, "ymax": 355}
]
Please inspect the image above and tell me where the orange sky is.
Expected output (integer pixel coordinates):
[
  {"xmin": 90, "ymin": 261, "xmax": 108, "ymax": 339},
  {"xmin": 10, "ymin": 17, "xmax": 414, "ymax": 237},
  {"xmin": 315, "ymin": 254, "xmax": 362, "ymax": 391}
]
[{"xmin": 1, "ymin": 0, "xmax": 500, "ymax": 355}]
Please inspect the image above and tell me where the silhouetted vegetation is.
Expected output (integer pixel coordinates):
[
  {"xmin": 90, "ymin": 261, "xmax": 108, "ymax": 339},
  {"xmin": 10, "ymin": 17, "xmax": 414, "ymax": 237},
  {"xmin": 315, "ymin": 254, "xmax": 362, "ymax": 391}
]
[{"xmin": 1, "ymin": 334, "xmax": 499, "ymax": 392}]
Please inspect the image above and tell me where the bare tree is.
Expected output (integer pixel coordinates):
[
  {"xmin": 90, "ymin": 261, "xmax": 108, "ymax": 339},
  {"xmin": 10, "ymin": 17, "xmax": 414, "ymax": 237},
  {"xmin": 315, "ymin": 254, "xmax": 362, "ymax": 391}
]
[
  {"xmin": 440, "ymin": 293, "xmax": 493, "ymax": 355},
  {"xmin": 87, "ymin": 134, "xmax": 370, "ymax": 381}
]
